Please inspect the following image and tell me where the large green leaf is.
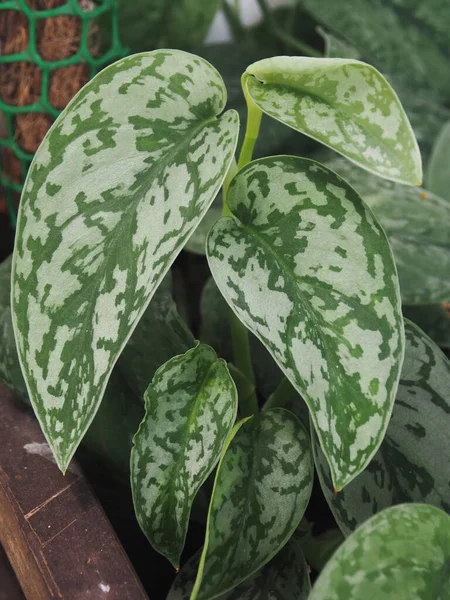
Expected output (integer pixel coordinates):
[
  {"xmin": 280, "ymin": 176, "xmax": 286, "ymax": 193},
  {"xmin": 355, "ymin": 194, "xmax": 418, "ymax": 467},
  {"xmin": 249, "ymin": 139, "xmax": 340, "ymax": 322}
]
[
  {"xmin": 0, "ymin": 256, "xmax": 196, "ymax": 480},
  {"xmin": 168, "ymin": 540, "xmax": 311, "ymax": 600},
  {"xmin": 130, "ymin": 343, "xmax": 237, "ymax": 568},
  {"xmin": 11, "ymin": 50, "xmax": 239, "ymax": 472},
  {"xmin": 192, "ymin": 408, "xmax": 313, "ymax": 600},
  {"xmin": 427, "ymin": 120, "xmax": 450, "ymax": 202},
  {"xmin": 314, "ymin": 320, "xmax": 450, "ymax": 537},
  {"xmin": 309, "ymin": 503, "xmax": 450, "ymax": 600},
  {"xmin": 244, "ymin": 57, "xmax": 421, "ymax": 185},
  {"xmin": 207, "ymin": 156, "xmax": 404, "ymax": 490},
  {"xmin": 300, "ymin": 0, "xmax": 450, "ymax": 102},
  {"xmin": 326, "ymin": 156, "xmax": 450, "ymax": 304}
]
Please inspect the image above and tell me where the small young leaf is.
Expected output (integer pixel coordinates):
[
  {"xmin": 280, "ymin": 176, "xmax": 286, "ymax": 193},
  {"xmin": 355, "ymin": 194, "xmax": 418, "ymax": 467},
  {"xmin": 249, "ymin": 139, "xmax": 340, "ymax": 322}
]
[
  {"xmin": 309, "ymin": 504, "xmax": 450, "ymax": 600},
  {"xmin": 11, "ymin": 50, "xmax": 239, "ymax": 471},
  {"xmin": 207, "ymin": 156, "xmax": 404, "ymax": 490},
  {"xmin": 131, "ymin": 343, "xmax": 237, "ymax": 568},
  {"xmin": 427, "ymin": 120, "xmax": 450, "ymax": 201},
  {"xmin": 192, "ymin": 408, "xmax": 313, "ymax": 600},
  {"xmin": 326, "ymin": 156, "xmax": 450, "ymax": 304},
  {"xmin": 314, "ymin": 320, "xmax": 450, "ymax": 536},
  {"xmin": 168, "ymin": 540, "xmax": 311, "ymax": 600},
  {"xmin": 244, "ymin": 57, "xmax": 421, "ymax": 185}
]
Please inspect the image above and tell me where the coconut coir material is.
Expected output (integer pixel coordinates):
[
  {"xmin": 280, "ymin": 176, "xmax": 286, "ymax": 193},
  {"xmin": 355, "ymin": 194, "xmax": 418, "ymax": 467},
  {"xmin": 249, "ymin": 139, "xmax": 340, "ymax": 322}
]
[{"xmin": 0, "ymin": 0, "xmax": 99, "ymax": 184}]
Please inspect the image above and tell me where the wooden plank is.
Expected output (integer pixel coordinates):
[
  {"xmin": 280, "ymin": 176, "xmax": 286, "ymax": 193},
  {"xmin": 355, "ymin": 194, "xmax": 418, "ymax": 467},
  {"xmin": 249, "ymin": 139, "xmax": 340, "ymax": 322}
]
[
  {"xmin": 0, "ymin": 544, "xmax": 25, "ymax": 599},
  {"xmin": 0, "ymin": 384, "xmax": 149, "ymax": 599}
]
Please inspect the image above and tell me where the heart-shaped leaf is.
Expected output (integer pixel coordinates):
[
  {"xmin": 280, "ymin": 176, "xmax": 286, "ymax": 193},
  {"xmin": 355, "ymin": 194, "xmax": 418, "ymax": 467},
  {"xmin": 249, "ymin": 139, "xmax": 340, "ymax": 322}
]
[
  {"xmin": 192, "ymin": 408, "xmax": 313, "ymax": 600},
  {"xmin": 168, "ymin": 540, "xmax": 311, "ymax": 600},
  {"xmin": 131, "ymin": 343, "xmax": 237, "ymax": 568},
  {"xmin": 309, "ymin": 504, "xmax": 450, "ymax": 600},
  {"xmin": 244, "ymin": 57, "xmax": 421, "ymax": 185},
  {"xmin": 207, "ymin": 156, "xmax": 404, "ymax": 490},
  {"xmin": 11, "ymin": 49, "xmax": 239, "ymax": 471},
  {"xmin": 314, "ymin": 319, "xmax": 450, "ymax": 536},
  {"xmin": 326, "ymin": 156, "xmax": 450, "ymax": 304},
  {"xmin": 427, "ymin": 120, "xmax": 450, "ymax": 201}
]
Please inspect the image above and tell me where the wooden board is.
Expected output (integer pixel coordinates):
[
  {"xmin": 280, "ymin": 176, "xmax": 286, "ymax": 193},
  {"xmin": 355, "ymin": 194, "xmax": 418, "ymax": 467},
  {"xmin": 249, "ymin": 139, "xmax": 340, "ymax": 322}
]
[{"xmin": 0, "ymin": 384, "xmax": 149, "ymax": 599}]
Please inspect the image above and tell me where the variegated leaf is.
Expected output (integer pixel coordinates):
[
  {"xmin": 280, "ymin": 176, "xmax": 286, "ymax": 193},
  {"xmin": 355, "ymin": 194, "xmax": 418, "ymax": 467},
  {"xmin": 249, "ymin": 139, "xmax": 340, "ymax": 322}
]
[
  {"xmin": 130, "ymin": 343, "xmax": 237, "ymax": 568},
  {"xmin": 244, "ymin": 57, "xmax": 421, "ymax": 185},
  {"xmin": 192, "ymin": 408, "xmax": 313, "ymax": 600},
  {"xmin": 207, "ymin": 156, "xmax": 404, "ymax": 490},
  {"xmin": 168, "ymin": 540, "xmax": 311, "ymax": 600},
  {"xmin": 326, "ymin": 155, "xmax": 450, "ymax": 304},
  {"xmin": 314, "ymin": 319, "xmax": 450, "ymax": 537},
  {"xmin": 0, "ymin": 258, "xmax": 195, "ymax": 481},
  {"xmin": 11, "ymin": 49, "xmax": 239, "ymax": 471},
  {"xmin": 0, "ymin": 256, "xmax": 29, "ymax": 401},
  {"xmin": 427, "ymin": 120, "xmax": 450, "ymax": 201},
  {"xmin": 309, "ymin": 504, "xmax": 450, "ymax": 600}
]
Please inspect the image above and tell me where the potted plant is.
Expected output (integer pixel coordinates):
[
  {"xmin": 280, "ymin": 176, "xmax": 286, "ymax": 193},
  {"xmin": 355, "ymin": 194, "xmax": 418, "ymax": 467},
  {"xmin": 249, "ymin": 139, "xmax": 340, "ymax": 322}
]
[{"xmin": 1, "ymin": 1, "xmax": 449, "ymax": 598}]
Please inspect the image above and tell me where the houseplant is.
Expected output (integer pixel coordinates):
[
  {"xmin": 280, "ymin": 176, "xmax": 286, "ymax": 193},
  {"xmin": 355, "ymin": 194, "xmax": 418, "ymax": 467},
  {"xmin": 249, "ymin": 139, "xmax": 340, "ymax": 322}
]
[{"xmin": 1, "ymin": 2, "xmax": 450, "ymax": 599}]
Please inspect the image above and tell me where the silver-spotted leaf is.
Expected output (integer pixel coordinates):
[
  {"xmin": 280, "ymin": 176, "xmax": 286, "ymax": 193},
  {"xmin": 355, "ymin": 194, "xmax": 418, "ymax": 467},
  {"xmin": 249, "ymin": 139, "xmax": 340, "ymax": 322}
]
[
  {"xmin": 207, "ymin": 156, "xmax": 404, "ymax": 490},
  {"xmin": 192, "ymin": 408, "xmax": 313, "ymax": 600},
  {"xmin": 11, "ymin": 49, "xmax": 239, "ymax": 471},
  {"xmin": 326, "ymin": 155, "xmax": 450, "ymax": 304},
  {"xmin": 244, "ymin": 57, "xmax": 421, "ymax": 185},
  {"xmin": 130, "ymin": 343, "xmax": 237, "ymax": 568},
  {"xmin": 168, "ymin": 540, "xmax": 310, "ymax": 600},
  {"xmin": 427, "ymin": 120, "xmax": 450, "ymax": 202},
  {"xmin": 314, "ymin": 319, "xmax": 450, "ymax": 536},
  {"xmin": 309, "ymin": 503, "xmax": 450, "ymax": 600}
]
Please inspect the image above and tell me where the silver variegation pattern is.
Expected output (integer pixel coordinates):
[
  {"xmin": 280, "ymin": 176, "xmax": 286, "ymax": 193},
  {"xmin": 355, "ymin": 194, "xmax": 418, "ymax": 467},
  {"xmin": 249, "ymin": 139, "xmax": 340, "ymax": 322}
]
[
  {"xmin": 11, "ymin": 49, "xmax": 239, "ymax": 471},
  {"xmin": 314, "ymin": 319, "xmax": 450, "ymax": 536},
  {"xmin": 207, "ymin": 156, "xmax": 404, "ymax": 490}
]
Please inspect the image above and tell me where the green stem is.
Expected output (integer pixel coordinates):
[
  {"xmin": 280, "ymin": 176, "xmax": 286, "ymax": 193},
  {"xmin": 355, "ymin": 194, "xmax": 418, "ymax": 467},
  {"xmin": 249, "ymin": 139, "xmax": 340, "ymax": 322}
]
[
  {"xmin": 220, "ymin": 93, "xmax": 263, "ymax": 417},
  {"xmin": 237, "ymin": 75, "xmax": 263, "ymax": 170},
  {"xmin": 264, "ymin": 376, "xmax": 297, "ymax": 410}
]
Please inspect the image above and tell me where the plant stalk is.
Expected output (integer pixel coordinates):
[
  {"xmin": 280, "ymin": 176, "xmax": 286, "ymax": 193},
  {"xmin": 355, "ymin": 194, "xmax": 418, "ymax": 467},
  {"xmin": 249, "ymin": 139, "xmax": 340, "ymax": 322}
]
[{"xmin": 220, "ymin": 84, "xmax": 264, "ymax": 418}]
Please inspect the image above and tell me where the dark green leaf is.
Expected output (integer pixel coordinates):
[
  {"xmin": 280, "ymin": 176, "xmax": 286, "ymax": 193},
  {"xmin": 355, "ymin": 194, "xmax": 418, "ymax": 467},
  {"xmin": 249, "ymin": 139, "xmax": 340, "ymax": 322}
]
[
  {"xmin": 309, "ymin": 504, "xmax": 450, "ymax": 600},
  {"xmin": 131, "ymin": 344, "xmax": 237, "ymax": 568},
  {"xmin": 192, "ymin": 409, "xmax": 313, "ymax": 600}
]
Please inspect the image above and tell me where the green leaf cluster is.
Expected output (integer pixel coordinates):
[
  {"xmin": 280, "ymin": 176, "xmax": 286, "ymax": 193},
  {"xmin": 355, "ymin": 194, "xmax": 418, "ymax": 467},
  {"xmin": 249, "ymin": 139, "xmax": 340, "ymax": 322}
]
[{"xmin": 2, "ymin": 6, "xmax": 450, "ymax": 595}]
